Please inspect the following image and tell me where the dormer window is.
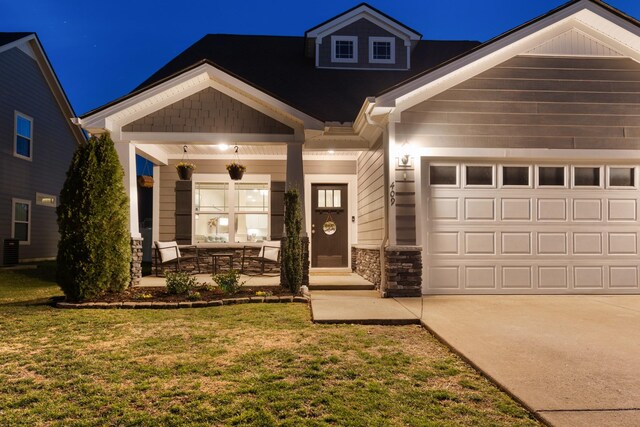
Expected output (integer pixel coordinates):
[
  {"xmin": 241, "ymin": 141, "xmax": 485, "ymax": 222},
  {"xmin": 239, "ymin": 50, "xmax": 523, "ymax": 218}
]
[
  {"xmin": 331, "ymin": 35, "xmax": 358, "ymax": 63},
  {"xmin": 369, "ymin": 37, "xmax": 395, "ymax": 64}
]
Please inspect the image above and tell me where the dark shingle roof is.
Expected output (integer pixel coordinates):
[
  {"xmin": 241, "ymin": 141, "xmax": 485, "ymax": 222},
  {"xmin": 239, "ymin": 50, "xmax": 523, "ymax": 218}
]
[
  {"xmin": 0, "ymin": 32, "xmax": 34, "ymax": 47},
  {"xmin": 128, "ymin": 35, "xmax": 479, "ymax": 123}
]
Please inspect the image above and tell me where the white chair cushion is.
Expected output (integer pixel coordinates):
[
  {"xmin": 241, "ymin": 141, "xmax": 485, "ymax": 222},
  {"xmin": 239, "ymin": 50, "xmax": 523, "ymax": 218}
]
[
  {"xmin": 262, "ymin": 246, "xmax": 279, "ymax": 262},
  {"xmin": 155, "ymin": 241, "xmax": 181, "ymax": 263}
]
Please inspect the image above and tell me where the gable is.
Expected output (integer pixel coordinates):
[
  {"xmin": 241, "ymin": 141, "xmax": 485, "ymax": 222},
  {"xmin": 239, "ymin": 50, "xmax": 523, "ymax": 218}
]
[
  {"xmin": 122, "ymin": 87, "xmax": 294, "ymax": 135},
  {"xmin": 526, "ymin": 27, "xmax": 623, "ymax": 56}
]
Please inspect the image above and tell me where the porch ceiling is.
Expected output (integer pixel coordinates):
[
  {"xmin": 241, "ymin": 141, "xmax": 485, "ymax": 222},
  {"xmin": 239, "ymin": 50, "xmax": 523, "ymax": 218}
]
[{"xmin": 139, "ymin": 143, "xmax": 359, "ymax": 160}]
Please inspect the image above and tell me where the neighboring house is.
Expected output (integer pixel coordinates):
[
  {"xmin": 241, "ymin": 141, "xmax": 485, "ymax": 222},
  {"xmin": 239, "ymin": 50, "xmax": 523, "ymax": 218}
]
[
  {"xmin": 0, "ymin": 33, "xmax": 85, "ymax": 263},
  {"xmin": 78, "ymin": 0, "xmax": 640, "ymax": 296}
]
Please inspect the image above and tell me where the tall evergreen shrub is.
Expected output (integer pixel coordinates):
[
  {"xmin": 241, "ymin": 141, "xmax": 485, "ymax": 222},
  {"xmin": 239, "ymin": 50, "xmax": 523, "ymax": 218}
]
[
  {"xmin": 56, "ymin": 133, "xmax": 131, "ymax": 300},
  {"xmin": 282, "ymin": 188, "xmax": 303, "ymax": 294}
]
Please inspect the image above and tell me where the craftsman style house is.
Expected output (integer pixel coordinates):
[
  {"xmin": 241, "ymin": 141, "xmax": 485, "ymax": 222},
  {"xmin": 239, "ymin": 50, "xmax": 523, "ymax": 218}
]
[
  {"xmin": 0, "ymin": 33, "xmax": 84, "ymax": 264},
  {"xmin": 78, "ymin": 0, "xmax": 640, "ymax": 296}
]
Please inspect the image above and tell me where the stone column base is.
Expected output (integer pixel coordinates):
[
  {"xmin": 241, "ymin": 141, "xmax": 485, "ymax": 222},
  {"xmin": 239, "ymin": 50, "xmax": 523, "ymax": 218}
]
[
  {"xmin": 130, "ymin": 237, "xmax": 143, "ymax": 287},
  {"xmin": 351, "ymin": 245, "xmax": 381, "ymax": 288},
  {"xmin": 383, "ymin": 245, "xmax": 422, "ymax": 297}
]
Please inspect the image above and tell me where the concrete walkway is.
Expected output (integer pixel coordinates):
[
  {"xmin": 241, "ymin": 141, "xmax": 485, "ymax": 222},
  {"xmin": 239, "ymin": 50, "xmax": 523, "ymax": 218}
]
[
  {"xmin": 397, "ymin": 296, "xmax": 640, "ymax": 427},
  {"xmin": 310, "ymin": 291, "xmax": 419, "ymax": 324}
]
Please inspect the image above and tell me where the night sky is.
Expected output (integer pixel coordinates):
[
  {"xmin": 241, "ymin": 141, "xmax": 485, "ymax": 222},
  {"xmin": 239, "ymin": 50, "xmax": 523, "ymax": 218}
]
[{"xmin": 2, "ymin": 0, "xmax": 639, "ymax": 116}]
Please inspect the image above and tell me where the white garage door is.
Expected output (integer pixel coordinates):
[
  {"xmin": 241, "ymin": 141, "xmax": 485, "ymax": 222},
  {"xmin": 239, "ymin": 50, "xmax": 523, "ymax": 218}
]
[{"xmin": 424, "ymin": 161, "xmax": 640, "ymax": 294}]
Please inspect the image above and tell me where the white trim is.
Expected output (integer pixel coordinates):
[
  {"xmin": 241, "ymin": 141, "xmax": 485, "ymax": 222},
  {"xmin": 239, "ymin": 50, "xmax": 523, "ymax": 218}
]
[
  {"xmin": 0, "ymin": 34, "xmax": 36, "ymax": 55},
  {"xmin": 316, "ymin": 65, "xmax": 409, "ymax": 71},
  {"xmin": 571, "ymin": 165, "xmax": 604, "ymax": 189},
  {"xmin": 124, "ymin": 131, "xmax": 296, "ymax": 144},
  {"xmin": 463, "ymin": 164, "xmax": 496, "ymax": 188},
  {"xmin": 331, "ymin": 35, "xmax": 358, "ymax": 63},
  {"xmin": 304, "ymin": 174, "xmax": 358, "ymax": 270},
  {"xmin": 428, "ymin": 163, "xmax": 460, "ymax": 188},
  {"xmin": 369, "ymin": 36, "xmax": 395, "ymax": 64},
  {"xmin": 499, "ymin": 164, "xmax": 533, "ymax": 189},
  {"xmin": 14, "ymin": 111, "xmax": 33, "ymax": 161},
  {"xmin": 606, "ymin": 165, "xmax": 638, "ymax": 189},
  {"xmin": 11, "ymin": 198, "xmax": 31, "ymax": 245},
  {"xmin": 536, "ymin": 165, "xmax": 568, "ymax": 188},
  {"xmin": 306, "ymin": 4, "xmax": 421, "ymax": 41},
  {"xmin": 152, "ymin": 165, "xmax": 160, "ymax": 244},
  {"xmin": 35, "ymin": 192, "xmax": 57, "ymax": 207}
]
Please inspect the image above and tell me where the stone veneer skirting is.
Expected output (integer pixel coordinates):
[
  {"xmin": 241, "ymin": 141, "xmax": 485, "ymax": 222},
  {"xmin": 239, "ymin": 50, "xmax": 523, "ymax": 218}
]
[
  {"xmin": 383, "ymin": 246, "xmax": 422, "ymax": 297},
  {"xmin": 351, "ymin": 245, "xmax": 381, "ymax": 288},
  {"xmin": 130, "ymin": 237, "xmax": 143, "ymax": 287}
]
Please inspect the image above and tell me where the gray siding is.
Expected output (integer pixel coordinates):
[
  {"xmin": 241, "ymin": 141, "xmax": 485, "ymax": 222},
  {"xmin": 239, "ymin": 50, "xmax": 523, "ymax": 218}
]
[
  {"xmin": 123, "ymin": 87, "xmax": 294, "ymax": 134},
  {"xmin": 159, "ymin": 159, "xmax": 356, "ymax": 241},
  {"xmin": 357, "ymin": 137, "xmax": 384, "ymax": 244},
  {"xmin": 318, "ymin": 18, "xmax": 407, "ymax": 69},
  {"xmin": 0, "ymin": 47, "xmax": 77, "ymax": 261},
  {"xmin": 398, "ymin": 56, "xmax": 640, "ymax": 149}
]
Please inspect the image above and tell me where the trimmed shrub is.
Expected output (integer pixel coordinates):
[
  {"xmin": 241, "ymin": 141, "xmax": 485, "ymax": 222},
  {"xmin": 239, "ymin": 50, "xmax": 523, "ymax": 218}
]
[
  {"xmin": 56, "ymin": 133, "xmax": 130, "ymax": 301},
  {"xmin": 166, "ymin": 271, "xmax": 198, "ymax": 295},
  {"xmin": 282, "ymin": 188, "xmax": 303, "ymax": 294},
  {"xmin": 213, "ymin": 269, "xmax": 245, "ymax": 295}
]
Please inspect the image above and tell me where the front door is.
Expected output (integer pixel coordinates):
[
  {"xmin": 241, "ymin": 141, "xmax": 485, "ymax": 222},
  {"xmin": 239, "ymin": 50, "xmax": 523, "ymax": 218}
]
[{"xmin": 311, "ymin": 184, "xmax": 348, "ymax": 268}]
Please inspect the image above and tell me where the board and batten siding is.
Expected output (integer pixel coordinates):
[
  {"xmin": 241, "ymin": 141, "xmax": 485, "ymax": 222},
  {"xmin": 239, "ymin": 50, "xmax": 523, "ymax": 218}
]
[
  {"xmin": 357, "ymin": 138, "xmax": 385, "ymax": 244},
  {"xmin": 398, "ymin": 56, "xmax": 640, "ymax": 149},
  {"xmin": 159, "ymin": 159, "xmax": 356, "ymax": 242},
  {"xmin": 0, "ymin": 47, "xmax": 77, "ymax": 261}
]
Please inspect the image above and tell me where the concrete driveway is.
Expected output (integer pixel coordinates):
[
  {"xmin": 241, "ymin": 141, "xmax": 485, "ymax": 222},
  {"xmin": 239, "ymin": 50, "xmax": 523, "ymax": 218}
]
[{"xmin": 397, "ymin": 296, "xmax": 640, "ymax": 427}]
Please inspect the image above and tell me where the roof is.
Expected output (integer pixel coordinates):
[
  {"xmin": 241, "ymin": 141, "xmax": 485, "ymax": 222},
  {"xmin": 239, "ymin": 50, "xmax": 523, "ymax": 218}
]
[
  {"xmin": 0, "ymin": 32, "xmax": 34, "ymax": 47},
  {"xmin": 85, "ymin": 36, "xmax": 478, "ymax": 123}
]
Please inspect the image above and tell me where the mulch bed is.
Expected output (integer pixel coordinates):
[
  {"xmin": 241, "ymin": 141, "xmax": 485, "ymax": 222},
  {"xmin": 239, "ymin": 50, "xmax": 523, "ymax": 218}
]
[{"xmin": 84, "ymin": 286, "xmax": 293, "ymax": 303}]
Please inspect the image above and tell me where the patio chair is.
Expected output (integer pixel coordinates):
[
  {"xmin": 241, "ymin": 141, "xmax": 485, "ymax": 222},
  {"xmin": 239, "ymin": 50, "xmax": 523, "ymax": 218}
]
[
  {"xmin": 241, "ymin": 241, "xmax": 281, "ymax": 276},
  {"xmin": 154, "ymin": 241, "xmax": 200, "ymax": 276}
]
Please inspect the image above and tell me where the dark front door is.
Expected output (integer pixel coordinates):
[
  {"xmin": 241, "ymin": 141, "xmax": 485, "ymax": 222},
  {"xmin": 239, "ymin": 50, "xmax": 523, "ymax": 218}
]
[{"xmin": 311, "ymin": 184, "xmax": 348, "ymax": 268}]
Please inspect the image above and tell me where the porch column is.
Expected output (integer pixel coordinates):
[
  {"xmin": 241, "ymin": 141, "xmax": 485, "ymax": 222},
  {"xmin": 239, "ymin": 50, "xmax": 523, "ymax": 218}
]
[
  {"xmin": 286, "ymin": 142, "xmax": 306, "ymax": 229},
  {"xmin": 114, "ymin": 142, "xmax": 140, "ymax": 238}
]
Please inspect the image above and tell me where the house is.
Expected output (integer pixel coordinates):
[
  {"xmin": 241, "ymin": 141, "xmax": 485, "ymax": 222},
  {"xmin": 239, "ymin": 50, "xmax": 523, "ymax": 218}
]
[
  {"xmin": 77, "ymin": 0, "xmax": 640, "ymax": 295},
  {"xmin": 0, "ymin": 33, "xmax": 85, "ymax": 264}
]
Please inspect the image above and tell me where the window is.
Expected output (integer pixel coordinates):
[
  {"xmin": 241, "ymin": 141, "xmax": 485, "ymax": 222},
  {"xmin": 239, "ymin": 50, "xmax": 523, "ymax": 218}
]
[
  {"xmin": 317, "ymin": 189, "xmax": 342, "ymax": 208},
  {"xmin": 502, "ymin": 166, "xmax": 530, "ymax": 187},
  {"xmin": 194, "ymin": 181, "xmax": 269, "ymax": 243},
  {"xmin": 14, "ymin": 112, "xmax": 33, "ymax": 160},
  {"xmin": 573, "ymin": 167, "xmax": 601, "ymax": 187},
  {"xmin": 369, "ymin": 37, "xmax": 395, "ymax": 64},
  {"xmin": 429, "ymin": 165, "xmax": 457, "ymax": 186},
  {"xmin": 12, "ymin": 199, "xmax": 30, "ymax": 244},
  {"xmin": 36, "ymin": 193, "xmax": 57, "ymax": 207},
  {"xmin": 465, "ymin": 165, "xmax": 494, "ymax": 186},
  {"xmin": 538, "ymin": 166, "xmax": 565, "ymax": 187},
  {"xmin": 331, "ymin": 35, "xmax": 358, "ymax": 63},
  {"xmin": 608, "ymin": 167, "xmax": 635, "ymax": 188}
]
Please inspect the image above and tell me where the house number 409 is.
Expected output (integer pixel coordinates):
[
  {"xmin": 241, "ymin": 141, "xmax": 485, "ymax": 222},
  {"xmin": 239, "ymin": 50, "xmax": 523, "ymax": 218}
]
[{"xmin": 389, "ymin": 182, "xmax": 396, "ymax": 206}]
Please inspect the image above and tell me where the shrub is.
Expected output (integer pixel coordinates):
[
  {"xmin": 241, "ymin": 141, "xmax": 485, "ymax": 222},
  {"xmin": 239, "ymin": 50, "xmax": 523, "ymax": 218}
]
[
  {"xmin": 187, "ymin": 291, "xmax": 202, "ymax": 301},
  {"xmin": 166, "ymin": 271, "xmax": 198, "ymax": 295},
  {"xmin": 282, "ymin": 188, "xmax": 303, "ymax": 294},
  {"xmin": 56, "ymin": 133, "xmax": 130, "ymax": 301},
  {"xmin": 213, "ymin": 269, "xmax": 245, "ymax": 295}
]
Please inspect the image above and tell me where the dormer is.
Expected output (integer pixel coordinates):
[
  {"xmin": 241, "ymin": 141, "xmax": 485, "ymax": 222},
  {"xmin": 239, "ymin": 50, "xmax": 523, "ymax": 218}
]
[{"xmin": 305, "ymin": 3, "xmax": 422, "ymax": 70}]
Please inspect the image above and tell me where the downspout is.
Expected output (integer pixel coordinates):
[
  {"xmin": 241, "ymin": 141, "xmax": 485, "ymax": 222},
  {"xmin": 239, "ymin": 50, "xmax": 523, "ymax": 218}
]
[{"xmin": 364, "ymin": 101, "xmax": 390, "ymax": 297}]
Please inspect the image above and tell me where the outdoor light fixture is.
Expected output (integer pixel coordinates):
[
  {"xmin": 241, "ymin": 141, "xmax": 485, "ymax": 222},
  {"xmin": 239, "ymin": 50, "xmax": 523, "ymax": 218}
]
[
  {"xmin": 218, "ymin": 143, "xmax": 229, "ymax": 151},
  {"xmin": 328, "ymin": 149, "xmax": 335, "ymax": 154}
]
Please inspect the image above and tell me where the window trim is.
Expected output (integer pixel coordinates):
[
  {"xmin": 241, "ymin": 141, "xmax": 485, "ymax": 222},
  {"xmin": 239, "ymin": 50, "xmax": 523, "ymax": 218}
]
[
  {"xmin": 14, "ymin": 111, "xmax": 33, "ymax": 161},
  {"xmin": 536, "ymin": 165, "xmax": 567, "ymax": 188},
  {"xmin": 606, "ymin": 165, "xmax": 637, "ymax": 189},
  {"xmin": 463, "ymin": 164, "xmax": 495, "ymax": 188},
  {"xmin": 11, "ymin": 198, "xmax": 31, "ymax": 245},
  {"xmin": 572, "ymin": 165, "xmax": 603, "ymax": 189},
  {"xmin": 36, "ymin": 192, "xmax": 57, "ymax": 207},
  {"xmin": 331, "ymin": 35, "xmax": 358, "ymax": 63},
  {"xmin": 192, "ymin": 174, "xmax": 271, "ymax": 244},
  {"xmin": 368, "ymin": 36, "xmax": 395, "ymax": 64},
  {"xmin": 499, "ymin": 164, "xmax": 532, "ymax": 188},
  {"xmin": 429, "ymin": 163, "xmax": 459, "ymax": 188}
]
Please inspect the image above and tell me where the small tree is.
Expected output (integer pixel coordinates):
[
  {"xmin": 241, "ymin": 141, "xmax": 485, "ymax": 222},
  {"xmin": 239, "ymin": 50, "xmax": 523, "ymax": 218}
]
[
  {"xmin": 282, "ymin": 188, "xmax": 303, "ymax": 294},
  {"xmin": 56, "ymin": 133, "xmax": 131, "ymax": 301}
]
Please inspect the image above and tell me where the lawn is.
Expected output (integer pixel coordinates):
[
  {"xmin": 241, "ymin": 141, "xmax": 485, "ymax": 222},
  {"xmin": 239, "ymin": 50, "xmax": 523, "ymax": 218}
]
[{"xmin": 0, "ymin": 264, "xmax": 538, "ymax": 426}]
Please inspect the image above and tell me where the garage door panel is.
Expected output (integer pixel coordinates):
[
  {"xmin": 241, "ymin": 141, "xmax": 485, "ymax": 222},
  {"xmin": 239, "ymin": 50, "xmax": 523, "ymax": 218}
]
[
  {"xmin": 430, "ymin": 198, "xmax": 458, "ymax": 220},
  {"xmin": 574, "ymin": 266, "xmax": 604, "ymax": 289},
  {"xmin": 573, "ymin": 199, "xmax": 602, "ymax": 221},
  {"xmin": 465, "ymin": 267, "xmax": 496, "ymax": 289},
  {"xmin": 465, "ymin": 232, "xmax": 496, "ymax": 254},
  {"xmin": 464, "ymin": 198, "xmax": 495, "ymax": 220},
  {"xmin": 502, "ymin": 266, "xmax": 533, "ymax": 289},
  {"xmin": 429, "ymin": 232, "xmax": 459, "ymax": 254},
  {"xmin": 537, "ymin": 198, "xmax": 567, "ymax": 221},
  {"xmin": 609, "ymin": 267, "xmax": 639, "ymax": 289},
  {"xmin": 501, "ymin": 232, "xmax": 532, "ymax": 254},
  {"xmin": 573, "ymin": 233, "xmax": 603, "ymax": 254},
  {"xmin": 608, "ymin": 233, "xmax": 637, "ymax": 255},
  {"xmin": 429, "ymin": 267, "xmax": 460, "ymax": 289},
  {"xmin": 538, "ymin": 232, "xmax": 568, "ymax": 255},
  {"xmin": 539, "ymin": 266, "xmax": 569, "ymax": 289},
  {"xmin": 608, "ymin": 199, "xmax": 637, "ymax": 221},
  {"xmin": 501, "ymin": 198, "xmax": 532, "ymax": 221}
]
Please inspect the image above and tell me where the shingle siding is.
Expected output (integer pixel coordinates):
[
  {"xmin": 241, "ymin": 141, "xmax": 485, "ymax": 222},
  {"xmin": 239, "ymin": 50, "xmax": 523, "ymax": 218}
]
[{"xmin": 0, "ymin": 47, "xmax": 76, "ymax": 261}]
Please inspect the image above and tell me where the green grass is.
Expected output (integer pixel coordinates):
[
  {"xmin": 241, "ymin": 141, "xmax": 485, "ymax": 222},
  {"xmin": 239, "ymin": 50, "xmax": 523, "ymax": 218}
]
[{"xmin": 0, "ymin": 264, "xmax": 538, "ymax": 426}]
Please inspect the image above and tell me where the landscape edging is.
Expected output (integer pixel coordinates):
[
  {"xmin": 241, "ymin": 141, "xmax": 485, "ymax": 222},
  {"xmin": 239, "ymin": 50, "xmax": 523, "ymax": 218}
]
[{"xmin": 56, "ymin": 295, "xmax": 310, "ymax": 309}]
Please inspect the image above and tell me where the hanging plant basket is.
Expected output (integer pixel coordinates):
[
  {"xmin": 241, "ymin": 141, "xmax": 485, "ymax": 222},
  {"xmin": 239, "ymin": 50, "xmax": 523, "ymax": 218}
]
[
  {"xmin": 176, "ymin": 162, "xmax": 196, "ymax": 180},
  {"xmin": 137, "ymin": 175, "xmax": 154, "ymax": 188},
  {"xmin": 226, "ymin": 162, "xmax": 246, "ymax": 181}
]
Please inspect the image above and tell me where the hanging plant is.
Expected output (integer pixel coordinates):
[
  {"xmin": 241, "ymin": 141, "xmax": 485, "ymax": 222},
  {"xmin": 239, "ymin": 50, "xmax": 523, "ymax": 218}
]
[
  {"xmin": 176, "ymin": 161, "xmax": 196, "ymax": 180},
  {"xmin": 137, "ymin": 157, "xmax": 154, "ymax": 187},
  {"xmin": 226, "ymin": 146, "xmax": 245, "ymax": 180},
  {"xmin": 226, "ymin": 162, "xmax": 246, "ymax": 180}
]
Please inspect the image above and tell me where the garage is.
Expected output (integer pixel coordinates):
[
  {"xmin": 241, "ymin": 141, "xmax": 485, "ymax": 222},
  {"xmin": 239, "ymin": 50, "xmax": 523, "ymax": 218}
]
[{"xmin": 423, "ymin": 160, "xmax": 640, "ymax": 294}]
